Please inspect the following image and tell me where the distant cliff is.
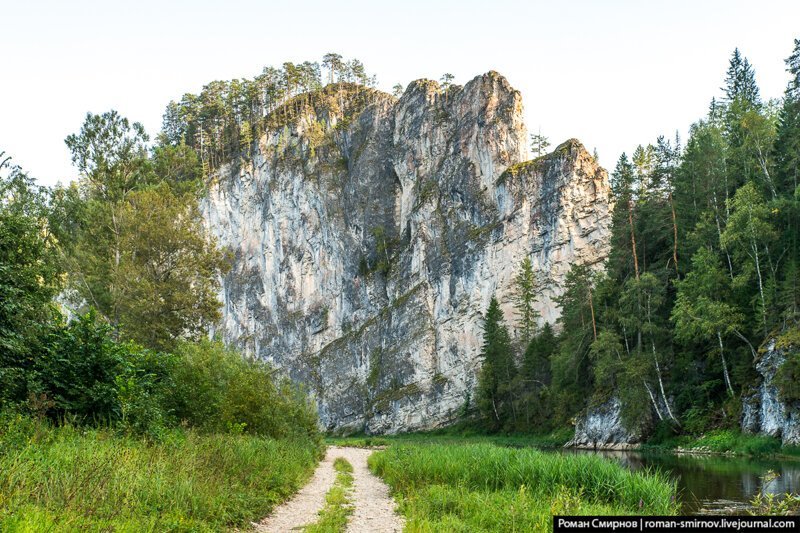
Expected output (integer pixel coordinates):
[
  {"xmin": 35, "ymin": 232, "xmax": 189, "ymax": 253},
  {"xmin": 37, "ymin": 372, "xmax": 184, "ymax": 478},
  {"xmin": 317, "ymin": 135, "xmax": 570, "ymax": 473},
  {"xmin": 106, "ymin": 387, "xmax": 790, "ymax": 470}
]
[
  {"xmin": 742, "ymin": 337, "xmax": 800, "ymax": 446},
  {"xmin": 201, "ymin": 73, "xmax": 613, "ymax": 433}
]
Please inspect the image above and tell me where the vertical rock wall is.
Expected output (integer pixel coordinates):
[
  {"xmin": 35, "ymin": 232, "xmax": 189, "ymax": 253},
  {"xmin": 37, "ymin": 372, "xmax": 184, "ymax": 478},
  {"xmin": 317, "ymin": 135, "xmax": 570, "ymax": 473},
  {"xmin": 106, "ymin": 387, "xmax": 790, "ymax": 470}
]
[{"xmin": 201, "ymin": 73, "xmax": 613, "ymax": 433}]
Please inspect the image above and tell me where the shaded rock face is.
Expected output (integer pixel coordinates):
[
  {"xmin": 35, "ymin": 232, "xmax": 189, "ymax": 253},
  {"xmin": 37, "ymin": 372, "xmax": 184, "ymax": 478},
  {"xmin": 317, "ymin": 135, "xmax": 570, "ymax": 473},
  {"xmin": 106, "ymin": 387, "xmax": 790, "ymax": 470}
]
[
  {"xmin": 201, "ymin": 72, "xmax": 612, "ymax": 434},
  {"xmin": 566, "ymin": 397, "xmax": 644, "ymax": 450},
  {"xmin": 742, "ymin": 340, "xmax": 800, "ymax": 446}
]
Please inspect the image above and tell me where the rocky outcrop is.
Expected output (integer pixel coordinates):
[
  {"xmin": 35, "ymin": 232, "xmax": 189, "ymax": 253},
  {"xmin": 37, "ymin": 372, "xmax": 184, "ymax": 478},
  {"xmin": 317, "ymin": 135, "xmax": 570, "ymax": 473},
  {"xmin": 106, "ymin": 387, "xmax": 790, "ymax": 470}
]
[
  {"xmin": 201, "ymin": 73, "xmax": 612, "ymax": 433},
  {"xmin": 741, "ymin": 338, "xmax": 800, "ymax": 445},
  {"xmin": 566, "ymin": 397, "xmax": 644, "ymax": 450}
]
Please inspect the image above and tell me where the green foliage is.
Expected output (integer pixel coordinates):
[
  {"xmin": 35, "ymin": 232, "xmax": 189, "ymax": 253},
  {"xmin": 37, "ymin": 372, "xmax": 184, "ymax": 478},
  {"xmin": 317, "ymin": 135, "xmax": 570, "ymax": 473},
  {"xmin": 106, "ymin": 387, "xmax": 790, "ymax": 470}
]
[
  {"xmin": 512, "ymin": 257, "xmax": 538, "ymax": 344},
  {"xmin": 641, "ymin": 429, "xmax": 787, "ymax": 457},
  {"xmin": 0, "ymin": 416, "xmax": 320, "ymax": 530},
  {"xmin": 64, "ymin": 110, "xmax": 153, "ymax": 201},
  {"xmin": 477, "ymin": 297, "xmax": 517, "ymax": 430},
  {"xmin": 161, "ymin": 54, "xmax": 377, "ymax": 172},
  {"xmin": 721, "ymin": 181, "xmax": 777, "ymax": 334},
  {"xmin": 56, "ymin": 111, "xmax": 230, "ymax": 352},
  {"xmin": 150, "ymin": 141, "xmax": 204, "ymax": 195},
  {"xmin": 5, "ymin": 307, "xmax": 318, "ymax": 440},
  {"xmin": 530, "ymin": 133, "xmax": 550, "ymax": 157},
  {"xmin": 33, "ymin": 312, "xmax": 146, "ymax": 424},
  {"xmin": 0, "ymin": 160, "xmax": 61, "ymax": 402},
  {"xmin": 367, "ymin": 225, "xmax": 399, "ymax": 275},
  {"xmin": 532, "ymin": 42, "xmax": 800, "ymax": 441},
  {"xmin": 114, "ymin": 186, "xmax": 230, "ymax": 350},
  {"xmin": 550, "ymin": 264, "xmax": 596, "ymax": 425},
  {"xmin": 589, "ymin": 330, "xmax": 625, "ymax": 404},
  {"xmin": 325, "ymin": 436, "xmax": 389, "ymax": 448},
  {"xmin": 170, "ymin": 339, "xmax": 319, "ymax": 440},
  {"xmin": 749, "ymin": 492, "xmax": 800, "ymax": 516},
  {"xmin": 775, "ymin": 349, "xmax": 800, "ymax": 404},
  {"xmin": 369, "ymin": 443, "xmax": 677, "ymax": 531},
  {"xmin": 515, "ymin": 323, "xmax": 555, "ymax": 430}
]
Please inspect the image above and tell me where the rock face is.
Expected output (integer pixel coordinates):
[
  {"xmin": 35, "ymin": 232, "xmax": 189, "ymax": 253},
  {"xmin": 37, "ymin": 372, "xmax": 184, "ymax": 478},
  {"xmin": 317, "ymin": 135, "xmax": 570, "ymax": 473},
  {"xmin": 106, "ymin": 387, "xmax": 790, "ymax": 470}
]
[
  {"xmin": 741, "ymin": 339, "xmax": 800, "ymax": 446},
  {"xmin": 201, "ymin": 73, "xmax": 612, "ymax": 434},
  {"xmin": 566, "ymin": 397, "xmax": 644, "ymax": 450}
]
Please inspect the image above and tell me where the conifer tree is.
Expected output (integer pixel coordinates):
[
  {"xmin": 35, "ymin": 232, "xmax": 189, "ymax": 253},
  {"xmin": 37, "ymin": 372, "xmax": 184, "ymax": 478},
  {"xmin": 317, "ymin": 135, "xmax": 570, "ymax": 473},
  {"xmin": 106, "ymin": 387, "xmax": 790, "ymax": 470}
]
[
  {"xmin": 775, "ymin": 38, "xmax": 800, "ymax": 194},
  {"xmin": 530, "ymin": 133, "xmax": 550, "ymax": 157},
  {"xmin": 477, "ymin": 297, "xmax": 517, "ymax": 429},
  {"xmin": 512, "ymin": 257, "xmax": 538, "ymax": 345}
]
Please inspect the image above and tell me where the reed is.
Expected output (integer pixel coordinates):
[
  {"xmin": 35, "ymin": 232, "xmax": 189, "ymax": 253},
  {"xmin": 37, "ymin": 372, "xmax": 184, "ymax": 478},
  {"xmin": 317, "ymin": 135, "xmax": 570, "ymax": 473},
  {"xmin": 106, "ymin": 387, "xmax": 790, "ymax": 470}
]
[{"xmin": 369, "ymin": 443, "xmax": 677, "ymax": 532}]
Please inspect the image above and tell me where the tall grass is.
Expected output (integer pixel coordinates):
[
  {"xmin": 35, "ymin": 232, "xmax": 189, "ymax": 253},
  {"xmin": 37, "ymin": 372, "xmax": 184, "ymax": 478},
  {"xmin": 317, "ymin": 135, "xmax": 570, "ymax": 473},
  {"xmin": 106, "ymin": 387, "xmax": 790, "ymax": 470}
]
[
  {"xmin": 370, "ymin": 443, "xmax": 677, "ymax": 532},
  {"xmin": 0, "ymin": 415, "xmax": 321, "ymax": 531}
]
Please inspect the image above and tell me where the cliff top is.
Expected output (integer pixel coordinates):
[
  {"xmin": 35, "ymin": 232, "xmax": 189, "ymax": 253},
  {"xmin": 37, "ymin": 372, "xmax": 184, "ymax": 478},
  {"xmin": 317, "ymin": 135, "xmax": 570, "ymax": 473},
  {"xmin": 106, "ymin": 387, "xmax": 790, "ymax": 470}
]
[{"xmin": 497, "ymin": 138, "xmax": 595, "ymax": 185}]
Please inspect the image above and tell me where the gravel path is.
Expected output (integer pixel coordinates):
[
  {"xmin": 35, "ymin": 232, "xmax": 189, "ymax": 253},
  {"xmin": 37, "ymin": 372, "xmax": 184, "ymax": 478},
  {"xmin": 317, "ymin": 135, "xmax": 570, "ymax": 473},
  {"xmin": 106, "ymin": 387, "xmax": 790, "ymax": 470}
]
[{"xmin": 254, "ymin": 446, "xmax": 404, "ymax": 533}]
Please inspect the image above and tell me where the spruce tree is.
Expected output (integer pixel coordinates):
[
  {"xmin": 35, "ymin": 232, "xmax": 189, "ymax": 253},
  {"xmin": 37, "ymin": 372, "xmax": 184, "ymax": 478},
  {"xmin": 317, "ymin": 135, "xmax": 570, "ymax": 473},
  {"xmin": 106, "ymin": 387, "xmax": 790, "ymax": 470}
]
[
  {"xmin": 512, "ymin": 257, "xmax": 538, "ymax": 345},
  {"xmin": 477, "ymin": 297, "xmax": 516, "ymax": 430},
  {"xmin": 775, "ymin": 38, "xmax": 800, "ymax": 195}
]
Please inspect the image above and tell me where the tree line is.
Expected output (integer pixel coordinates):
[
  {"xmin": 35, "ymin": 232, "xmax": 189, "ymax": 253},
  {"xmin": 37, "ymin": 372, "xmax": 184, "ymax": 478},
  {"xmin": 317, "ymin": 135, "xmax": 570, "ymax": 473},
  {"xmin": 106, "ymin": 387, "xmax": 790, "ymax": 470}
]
[
  {"xmin": 477, "ymin": 41, "xmax": 800, "ymax": 437},
  {"xmin": 160, "ymin": 53, "xmax": 377, "ymax": 172},
  {"xmin": 0, "ymin": 107, "xmax": 318, "ymax": 439}
]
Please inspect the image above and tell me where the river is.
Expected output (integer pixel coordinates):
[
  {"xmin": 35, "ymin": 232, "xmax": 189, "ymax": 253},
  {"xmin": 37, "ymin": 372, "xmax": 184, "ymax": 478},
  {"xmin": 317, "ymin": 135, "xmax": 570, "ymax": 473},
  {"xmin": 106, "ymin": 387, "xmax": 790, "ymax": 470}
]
[{"xmin": 562, "ymin": 448, "xmax": 800, "ymax": 513}]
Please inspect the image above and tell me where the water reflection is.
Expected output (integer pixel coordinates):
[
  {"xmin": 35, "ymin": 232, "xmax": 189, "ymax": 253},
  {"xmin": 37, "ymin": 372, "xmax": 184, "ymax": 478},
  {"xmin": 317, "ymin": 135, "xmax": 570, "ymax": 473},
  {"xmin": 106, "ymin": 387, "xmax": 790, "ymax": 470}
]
[{"xmin": 561, "ymin": 448, "xmax": 800, "ymax": 514}]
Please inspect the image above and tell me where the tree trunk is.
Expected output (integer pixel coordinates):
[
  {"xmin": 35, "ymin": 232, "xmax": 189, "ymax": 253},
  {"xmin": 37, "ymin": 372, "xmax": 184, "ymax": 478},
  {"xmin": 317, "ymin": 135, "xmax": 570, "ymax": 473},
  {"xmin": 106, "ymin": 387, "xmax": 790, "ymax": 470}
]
[
  {"xmin": 652, "ymin": 340, "xmax": 679, "ymax": 423},
  {"xmin": 588, "ymin": 285, "xmax": 597, "ymax": 342},
  {"xmin": 669, "ymin": 192, "xmax": 679, "ymax": 275},
  {"xmin": 717, "ymin": 331, "xmax": 734, "ymax": 397},
  {"xmin": 628, "ymin": 201, "xmax": 640, "ymax": 280},
  {"xmin": 732, "ymin": 328, "xmax": 758, "ymax": 361},
  {"xmin": 644, "ymin": 382, "xmax": 664, "ymax": 421},
  {"xmin": 751, "ymin": 239, "xmax": 768, "ymax": 336}
]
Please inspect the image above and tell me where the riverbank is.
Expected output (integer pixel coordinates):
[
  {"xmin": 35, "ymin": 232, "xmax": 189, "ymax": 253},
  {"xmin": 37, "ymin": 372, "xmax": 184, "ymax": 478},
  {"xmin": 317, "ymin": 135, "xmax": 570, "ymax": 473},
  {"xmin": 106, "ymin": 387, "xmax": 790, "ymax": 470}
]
[
  {"xmin": 326, "ymin": 426, "xmax": 574, "ymax": 449},
  {"xmin": 638, "ymin": 429, "xmax": 800, "ymax": 459},
  {"xmin": 329, "ymin": 426, "xmax": 800, "ymax": 460}
]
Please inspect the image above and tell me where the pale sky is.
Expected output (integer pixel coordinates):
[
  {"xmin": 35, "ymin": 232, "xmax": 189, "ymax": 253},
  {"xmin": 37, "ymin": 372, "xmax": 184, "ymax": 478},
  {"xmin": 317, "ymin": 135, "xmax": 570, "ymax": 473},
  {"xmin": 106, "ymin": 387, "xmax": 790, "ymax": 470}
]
[{"xmin": 2, "ymin": 0, "xmax": 799, "ymax": 186}]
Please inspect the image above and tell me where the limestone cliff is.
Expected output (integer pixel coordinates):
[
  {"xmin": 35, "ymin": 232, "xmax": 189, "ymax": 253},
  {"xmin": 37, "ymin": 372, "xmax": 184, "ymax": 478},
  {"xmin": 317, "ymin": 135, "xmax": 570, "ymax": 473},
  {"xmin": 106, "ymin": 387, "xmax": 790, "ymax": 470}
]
[
  {"xmin": 201, "ymin": 73, "xmax": 612, "ymax": 433},
  {"xmin": 567, "ymin": 397, "xmax": 644, "ymax": 450},
  {"xmin": 742, "ymin": 338, "xmax": 800, "ymax": 446}
]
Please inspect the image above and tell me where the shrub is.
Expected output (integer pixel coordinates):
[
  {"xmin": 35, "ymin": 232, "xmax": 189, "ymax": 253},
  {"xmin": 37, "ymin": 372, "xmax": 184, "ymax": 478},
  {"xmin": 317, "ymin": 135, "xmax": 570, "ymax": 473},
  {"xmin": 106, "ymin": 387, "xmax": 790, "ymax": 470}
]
[
  {"xmin": 170, "ymin": 339, "xmax": 319, "ymax": 440},
  {"xmin": 33, "ymin": 312, "xmax": 132, "ymax": 423},
  {"xmin": 9, "ymin": 311, "xmax": 319, "ymax": 441}
]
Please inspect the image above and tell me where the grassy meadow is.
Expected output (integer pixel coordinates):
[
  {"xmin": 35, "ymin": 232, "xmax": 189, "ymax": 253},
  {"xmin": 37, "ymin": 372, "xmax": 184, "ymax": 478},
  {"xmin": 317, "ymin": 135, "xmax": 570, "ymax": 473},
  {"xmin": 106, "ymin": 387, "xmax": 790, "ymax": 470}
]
[{"xmin": 0, "ymin": 414, "xmax": 321, "ymax": 531}]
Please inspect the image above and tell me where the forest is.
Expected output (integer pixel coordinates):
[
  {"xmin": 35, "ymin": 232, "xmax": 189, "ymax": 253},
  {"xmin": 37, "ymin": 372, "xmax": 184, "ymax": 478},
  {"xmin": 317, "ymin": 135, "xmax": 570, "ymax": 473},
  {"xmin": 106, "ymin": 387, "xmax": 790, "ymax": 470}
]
[{"xmin": 476, "ymin": 42, "xmax": 800, "ymax": 444}]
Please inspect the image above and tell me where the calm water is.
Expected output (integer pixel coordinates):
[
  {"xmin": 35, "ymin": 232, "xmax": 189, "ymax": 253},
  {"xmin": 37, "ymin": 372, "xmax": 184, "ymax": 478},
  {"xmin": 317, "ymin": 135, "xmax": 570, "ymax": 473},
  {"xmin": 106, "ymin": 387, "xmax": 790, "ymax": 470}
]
[{"xmin": 562, "ymin": 448, "xmax": 800, "ymax": 514}]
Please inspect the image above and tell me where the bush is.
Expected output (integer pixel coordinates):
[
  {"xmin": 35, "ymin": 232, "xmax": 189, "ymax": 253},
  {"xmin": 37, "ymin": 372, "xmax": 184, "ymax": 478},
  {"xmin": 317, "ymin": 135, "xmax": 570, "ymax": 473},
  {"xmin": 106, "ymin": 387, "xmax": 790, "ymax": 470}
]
[
  {"xmin": 170, "ymin": 339, "xmax": 319, "ymax": 440},
  {"xmin": 6, "ymin": 311, "xmax": 319, "ymax": 441},
  {"xmin": 33, "ymin": 312, "xmax": 138, "ymax": 423},
  {"xmin": 116, "ymin": 347, "xmax": 177, "ymax": 436},
  {"xmin": 30, "ymin": 312, "xmax": 175, "ymax": 435}
]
